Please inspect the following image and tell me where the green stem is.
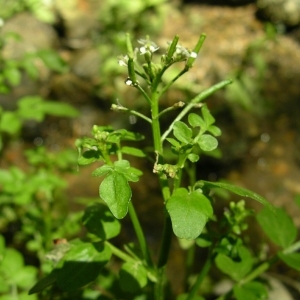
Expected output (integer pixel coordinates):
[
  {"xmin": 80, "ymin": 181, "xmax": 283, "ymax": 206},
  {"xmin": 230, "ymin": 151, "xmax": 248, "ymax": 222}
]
[
  {"xmin": 161, "ymin": 79, "xmax": 232, "ymax": 142},
  {"xmin": 105, "ymin": 241, "xmax": 135, "ymax": 262},
  {"xmin": 137, "ymin": 84, "xmax": 152, "ymax": 105},
  {"xmin": 158, "ymin": 68, "xmax": 188, "ymax": 98},
  {"xmin": 184, "ymin": 243, "xmax": 196, "ymax": 290},
  {"xmin": 240, "ymin": 257, "xmax": 277, "ymax": 285},
  {"xmin": 111, "ymin": 104, "xmax": 152, "ymax": 124},
  {"xmin": 128, "ymin": 202, "xmax": 154, "ymax": 268},
  {"xmin": 157, "ymin": 211, "xmax": 173, "ymax": 268},
  {"xmin": 282, "ymin": 240, "xmax": 300, "ymax": 254},
  {"xmin": 186, "ymin": 254, "xmax": 213, "ymax": 300}
]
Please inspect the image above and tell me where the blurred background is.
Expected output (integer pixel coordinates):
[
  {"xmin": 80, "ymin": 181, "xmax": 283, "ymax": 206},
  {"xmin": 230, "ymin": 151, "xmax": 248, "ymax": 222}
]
[{"xmin": 0, "ymin": 0, "xmax": 300, "ymax": 298}]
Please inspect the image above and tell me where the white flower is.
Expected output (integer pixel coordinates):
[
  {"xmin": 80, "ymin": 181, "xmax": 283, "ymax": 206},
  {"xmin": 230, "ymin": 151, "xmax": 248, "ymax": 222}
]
[
  {"xmin": 138, "ymin": 38, "xmax": 159, "ymax": 55},
  {"xmin": 118, "ymin": 55, "xmax": 129, "ymax": 67}
]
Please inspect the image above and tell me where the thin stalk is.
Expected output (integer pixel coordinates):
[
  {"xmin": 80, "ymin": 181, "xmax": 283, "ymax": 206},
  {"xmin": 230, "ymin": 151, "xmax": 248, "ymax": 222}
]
[
  {"xmin": 157, "ymin": 211, "xmax": 173, "ymax": 268},
  {"xmin": 240, "ymin": 257, "xmax": 277, "ymax": 285},
  {"xmin": 105, "ymin": 241, "xmax": 135, "ymax": 262},
  {"xmin": 158, "ymin": 101, "xmax": 185, "ymax": 118},
  {"xmin": 154, "ymin": 267, "xmax": 166, "ymax": 300},
  {"xmin": 111, "ymin": 104, "xmax": 152, "ymax": 124},
  {"xmin": 158, "ymin": 68, "xmax": 188, "ymax": 98},
  {"xmin": 150, "ymin": 85, "xmax": 173, "ymax": 300},
  {"xmin": 186, "ymin": 254, "xmax": 213, "ymax": 300},
  {"xmin": 161, "ymin": 79, "xmax": 232, "ymax": 142},
  {"xmin": 184, "ymin": 244, "xmax": 196, "ymax": 290},
  {"xmin": 136, "ymin": 84, "xmax": 152, "ymax": 105},
  {"xmin": 282, "ymin": 240, "xmax": 300, "ymax": 254},
  {"xmin": 128, "ymin": 202, "xmax": 154, "ymax": 268}
]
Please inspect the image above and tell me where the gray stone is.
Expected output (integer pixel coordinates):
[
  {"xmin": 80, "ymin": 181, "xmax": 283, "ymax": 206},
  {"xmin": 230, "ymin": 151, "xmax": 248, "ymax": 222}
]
[{"xmin": 257, "ymin": 0, "xmax": 300, "ymax": 26}]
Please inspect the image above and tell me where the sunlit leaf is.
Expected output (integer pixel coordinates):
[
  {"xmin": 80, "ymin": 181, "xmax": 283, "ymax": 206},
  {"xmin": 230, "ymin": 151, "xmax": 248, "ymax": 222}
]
[
  {"xmin": 167, "ymin": 188, "xmax": 213, "ymax": 240},
  {"xmin": 199, "ymin": 181, "xmax": 274, "ymax": 211},
  {"xmin": 121, "ymin": 146, "xmax": 146, "ymax": 157},
  {"xmin": 188, "ymin": 113, "xmax": 205, "ymax": 128},
  {"xmin": 173, "ymin": 121, "xmax": 192, "ymax": 144},
  {"xmin": 257, "ymin": 207, "xmax": 297, "ymax": 248},
  {"xmin": 0, "ymin": 111, "xmax": 21, "ymax": 135},
  {"xmin": 197, "ymin": 134, "xmax": 218, "ymax": 151},
  {"xmin": 233, "ymin": 281, "xmax": 268, "ymax": 300},
  {"xmin": 100, "ymin": 172, "xmax": 132, "ymax": 219}
]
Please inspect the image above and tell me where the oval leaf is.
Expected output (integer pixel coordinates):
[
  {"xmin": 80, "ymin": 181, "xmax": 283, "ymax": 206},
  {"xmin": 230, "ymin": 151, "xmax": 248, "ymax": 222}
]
[
  {"xmin": 257, "ymin": 207, "xmax": 297, "ymax": 248},
  {"xmin": 198, "ymin": 134, "xmax": 218, "ymax": 151},
  {"xmin": 166, "ymin": 188, "xmax": 213, "ymax": 240},
  {"xmin": 173, "ymin": 121, "xmax": 192, "ymax": 144},
  {"xmin": 100, "ymin": 172, "xmax": 132, "ymax": 219}
]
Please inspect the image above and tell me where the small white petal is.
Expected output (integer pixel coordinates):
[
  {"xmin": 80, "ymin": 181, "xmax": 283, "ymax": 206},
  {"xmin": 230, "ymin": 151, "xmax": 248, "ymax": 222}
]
[
  {"xmin": 190, "ymin": 52, "xmax": 197, "ymax": 58},
  {"xmin": 140, "ymin": 46, "xmax": 147, "ymax": 54}
]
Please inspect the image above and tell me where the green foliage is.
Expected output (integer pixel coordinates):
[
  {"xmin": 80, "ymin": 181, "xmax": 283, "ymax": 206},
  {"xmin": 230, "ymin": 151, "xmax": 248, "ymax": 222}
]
[
  {"xmin": 1, "ymin": 27, "xmax": 299, "ymax": 299},
  {"xmin": 0, "ymin": 0, "xmax": 55, "ymax": 23}
]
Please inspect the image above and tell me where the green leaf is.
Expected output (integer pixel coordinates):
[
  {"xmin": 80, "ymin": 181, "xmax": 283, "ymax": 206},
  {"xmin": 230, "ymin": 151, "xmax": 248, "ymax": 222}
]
[
  {"xmin": 82, "ymin": 203, "xmax": 121, "ymax": 240},
  {"xmin": 233, "ymin": 281, "xmax": 268, "ymax": 300},
  {"xmin": 22, "ymin": 55, "xmax": 39, "ymax": 79},
  {"xmin": 114, "ymin": 129, "xmax": 144, "ymax": 141},
  {"xmin": 199, "ymin": 181, "xmax": 274, "ymax": 211},
  {"xmin": 188, "ymin": 113, "xmax": 205, "ymax": 128},
  {"xmin": 29, "ymin": 271, "xmax": 58, "ymax": 294},
  {"xmin": 0, "ymin": 111, "xmax": 22, "ymax": 135},
  {"xmin": 40, "ymin": 102, "xmax": 79, "ymax": 118},
  {"xmin": 4, "ymin": 66, "xmax": 21, "ymax": 86},
  {"xmin": 208, "ymin": 125, "xmax": 222, "ymax": 136},
  {"xmin": 278, "ymin": 252, "xmax": 300, "ymax": 272},
  {"xmin": 166, "ymin": 137, "xmax": 181, "ymax": 148},
  {"xmin": 38, "ymin": 49, "xmax": 68, "ymax": 73},
  {"xmin": 166, "ymin": 188, "xmax": 213, "ymax": 240},
  {"xmin": 197, "ymin": 134, "xmax": 218, "ymax": 151},
  {"xmin": 177, "ymin": 294, "xmax": 205, "ymax": 300},
  {"xmin": 0, "ymin": 235, "xmax": 5, "ymax": 257},
  {"xmin": 196, "ymin": 234, "xmax": 212, "ymax": 248},
  {"xmin": 187, "ymin": 153, "xmax": 199, "ymax": 163},
  {"xmin": 173, "ymin": 121, "xmax": 192, "ymax": 144},
  {"xmin": 100, "ymin": 172, "xmax": 132, "ymax": 219},
  {"xmin": 121, "ymin": 146, "xmax": 146, "ymax": 157},
  {"xmin": 78, "ymin": 149, "xmax": 101, "ymax": 165},
  {"xmin": 119, "ymin": 261, "xmax": 148, "ymax": 293},
  {"xmin": 92, "ymin": 164, "xmax": 113, "ymax": 177},
  {"xmin": 0, "ymin": 248, "xmax": 24, "ymax": 274},
  {"xmin": 17, "ymin": 96, "xmax": 45, "ymax": 121},
  {"xmin": 201, "ymin": 104, "xmax": 215, "ymax": 127},
  {"xmin": 114, "ymin": 160, "xmax": 143, "ymax": 182},
  {"xmin": 12, "ymin": 266, "xmax": 37, "ymax": 289},
  {"xmin": 295, "ymin": 194, "xmax": 300, "ymax": 209},
  {"xmin": 55, "ymin": 240, "xmax": 111, "ymax": 292},
  {"xmin": 256, "ymin": 207, "xmax": 297, "ymax": 248},
  {"xmin": 215, "ymin": 245, "xmax": 253, "ymax": 281}
]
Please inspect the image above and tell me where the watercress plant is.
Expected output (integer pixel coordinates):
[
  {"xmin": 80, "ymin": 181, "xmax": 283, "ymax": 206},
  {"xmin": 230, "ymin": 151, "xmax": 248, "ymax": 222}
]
[{"xmin": 29, "ymin": 34, "xmax": 300, "ymax": 300}]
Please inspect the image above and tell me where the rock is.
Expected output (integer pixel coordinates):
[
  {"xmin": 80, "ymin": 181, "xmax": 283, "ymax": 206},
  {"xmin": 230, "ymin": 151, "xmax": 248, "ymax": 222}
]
[
  {"xmin": 257, "ymin": 0, "xmax": 300, "ymax": 27},
  {"xmin": 54, "ymin": 0, "xmax": 103, "ymax": 49},
  {"xmin": 1, "ymin": 12, "xmax": 58, "ymax": 60}
]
